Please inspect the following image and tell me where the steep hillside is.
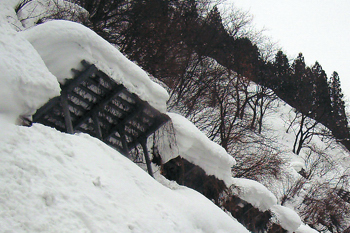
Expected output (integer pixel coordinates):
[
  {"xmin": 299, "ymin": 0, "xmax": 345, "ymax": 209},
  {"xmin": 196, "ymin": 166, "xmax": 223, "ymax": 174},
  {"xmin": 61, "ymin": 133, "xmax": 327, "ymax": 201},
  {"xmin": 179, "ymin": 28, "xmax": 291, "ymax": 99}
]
[
  {"xmin": 2, "ymin": 0, "xmax": 350, "ymax": 232},
  {"xmin": 0, "ymin": 122, "xmax": 249, "ymax": 232}
]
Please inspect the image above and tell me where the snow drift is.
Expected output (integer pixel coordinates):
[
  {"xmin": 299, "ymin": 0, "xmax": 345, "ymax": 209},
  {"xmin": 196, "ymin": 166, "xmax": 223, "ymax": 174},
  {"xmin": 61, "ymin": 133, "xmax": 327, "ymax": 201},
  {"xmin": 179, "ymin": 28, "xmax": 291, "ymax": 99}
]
[
  {"xmin": 0, "ymin": 123, "xmax": 249, "ymax": 233},
  {"xmin": 0, "ymin": 5, "xmax": 60, "ymax": 124}
]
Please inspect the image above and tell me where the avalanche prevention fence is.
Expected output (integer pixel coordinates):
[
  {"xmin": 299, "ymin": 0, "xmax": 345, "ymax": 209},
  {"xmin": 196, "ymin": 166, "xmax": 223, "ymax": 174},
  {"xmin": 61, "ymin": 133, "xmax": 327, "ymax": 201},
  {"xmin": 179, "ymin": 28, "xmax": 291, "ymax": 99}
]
[{"xmin": 33, "ymin": 60, "xmax": 169, "ymax": 177}]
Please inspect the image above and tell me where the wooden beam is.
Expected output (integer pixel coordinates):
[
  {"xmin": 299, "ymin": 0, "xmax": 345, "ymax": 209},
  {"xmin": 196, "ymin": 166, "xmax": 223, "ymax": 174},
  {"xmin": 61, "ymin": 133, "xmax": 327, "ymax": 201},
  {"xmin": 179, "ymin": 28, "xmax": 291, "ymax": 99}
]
[
  {"xmin": 105, "ymin": 140, "xmax": 123, "ymax": 152},
  {"xmin": 96, "ymin": 70, "xmax": 116, "ymax": 86},
  {"xmin": 45, "ymin": 110, "xmax": 65, "ymax": 122},
  {"xmin": 92, "ymin": 111, "xmax": 103, "ymax": 139},
  {"xmin": 75, "ymin": 121, "xmax": 94, "ymax": 132},
  {"xmin": 94, "ymin": 73, "xmax": 119, "ymax": 94},
  {"xmin": 67, "ymin": 99, "xmax": 86, "ymax": 114},
  {"xmin": 120, "ymin": 89, "xmax": 137, "ymax": 100},
  {"xmin": 86, "ymin": 77, "xmax": 110, "ymax": 93},
  {"xmin": 102, "ymin": 109, "xmax": 123, "ymax": 121},
  {"xmin": 72, "ymin": 84, "xmax": 124, "ymax": 130},
  {"xmin": 127, "ymin": 114, "xmax": 170, "ymax": 150},
  {"xmin": 142, "ymin": 115, "xmax": 169, "ymax": 138},
  {"xmin": 61, "ymin": 92, "xmax": 74, "ymax": 134},
  {"xmin": 33, "ymin": 96, "xmax": 61, "ymax": 121},
  {"xmin": 118, "ymin": 126, "xmax": 130, "ymax": 158},
  {"xmin": 65, "ymin": 64, "xmax": 98, "ymax": 93},
  {"xmin": 76, "ymin": 84, "xmax": 101, "ymax": 100},
  {"xmin": 125, "ymin": 122, "xmax": 145, "ymax": 135},
  {"xmin": 80, "ymin": 59, "xmax": 91, "ymax": 68},
  {"xmin": 107, "ymin": 101, "xmax": 129, "ymax": 116},
  {"xmin": 105, "ymin": 103, "xmax": 145, "ymax": 141},
  {"xmin": 140, "ymin": 137, "xmax": 153, "ymax": 177},
  {"xmin": 114, "ymin": 95, "xmax": 135, "ymax": 108},
  {"xmin": 69, "ymin": 91, "xmax": 91, "ymax": 106}
]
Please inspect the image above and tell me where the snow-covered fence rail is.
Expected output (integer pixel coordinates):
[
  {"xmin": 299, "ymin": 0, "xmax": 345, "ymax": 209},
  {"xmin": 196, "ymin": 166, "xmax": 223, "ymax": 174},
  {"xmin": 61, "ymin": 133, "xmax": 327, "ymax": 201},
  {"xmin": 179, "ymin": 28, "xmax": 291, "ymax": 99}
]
[{"xmin": 33, "ymin": 60, "xmax": 169, "ymax": 176}]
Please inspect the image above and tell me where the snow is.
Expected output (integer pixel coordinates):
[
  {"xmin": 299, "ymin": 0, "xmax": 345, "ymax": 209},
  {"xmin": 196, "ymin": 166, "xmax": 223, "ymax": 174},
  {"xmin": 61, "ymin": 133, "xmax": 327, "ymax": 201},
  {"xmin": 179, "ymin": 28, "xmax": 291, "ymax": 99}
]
[
  {"xmin": 0, "ymin": 6, "xmax": 60, "ymax": 124},
  {"xmin": 0, "ymin": 1, "xmax": 327, "ymax": 232},
  {"xmin": 0, "ymin": 1, "xmax": 23, "ymax": 31},
  {"xmin": 270, "ymin": 205, "xmax": 302, "ymax": 232},
  {"xmin": 0, "ymin": 123, "xmax": 249, "ymax": 233},
  {"xmin": 1, "ymin": 0, "xmax": 20, "ymax": 9},
  {"xmin": 0, "ymin": 2, "xmax": 249, "ymax": 231},
  {"xmin": 21, "ymin": 20, "xmax": 169, "ymax": 112},
  {"xmin": 165, "ymin": 113, "xmax": 236, "ymax": 186},
  {"xmin": 290, "ymin": 160, "xmax": 305, "ymax": 173},
  {"xmin": 231, "ymin": 178, "xmax": 277, "ymax": 211}
]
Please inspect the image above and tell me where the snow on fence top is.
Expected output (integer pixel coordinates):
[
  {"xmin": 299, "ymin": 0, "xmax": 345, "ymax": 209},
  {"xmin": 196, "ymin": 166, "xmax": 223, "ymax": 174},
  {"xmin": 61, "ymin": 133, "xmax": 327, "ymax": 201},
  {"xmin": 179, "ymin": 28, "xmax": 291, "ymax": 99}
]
[
  {"xmin": 166, "ymin": 113, "xmax": 236, "ymax": 186},
  {"xmin": 21, "ymin": 20, "xmax": 169, "ymax": 113},
  {"xmin": 231, "ymin": 178, "xmax": 277, "ymax": 211},
  {"xmin": 270, "ymin": 204, "xmax": 302, "ymax": 232},
  {"xmin": 231, "ymin": 178, "xmax": 313, "ymax": 232}
]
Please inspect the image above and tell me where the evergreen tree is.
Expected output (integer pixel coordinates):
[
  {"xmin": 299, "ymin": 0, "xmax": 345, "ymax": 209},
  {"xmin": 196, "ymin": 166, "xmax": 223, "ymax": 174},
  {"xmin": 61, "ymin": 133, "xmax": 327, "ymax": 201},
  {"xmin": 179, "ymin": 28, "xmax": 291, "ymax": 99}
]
[
  {"xmin": 311, "ymin": 62, "xmax": 331, "ymax": 119},
  {"xmin": 329, "ymin": 72, "xmax": 348, "ymax": 128},
  {"xmin": 302, "ymin": 67, "xmax": 315, "ymax": 110},
  {"xmin": 272, "ymin": 50, "xmax": 290, "ymax": 91},
  {"xmin": 291, "ymin": 53, "xmax": 306, "ymax": 106}
]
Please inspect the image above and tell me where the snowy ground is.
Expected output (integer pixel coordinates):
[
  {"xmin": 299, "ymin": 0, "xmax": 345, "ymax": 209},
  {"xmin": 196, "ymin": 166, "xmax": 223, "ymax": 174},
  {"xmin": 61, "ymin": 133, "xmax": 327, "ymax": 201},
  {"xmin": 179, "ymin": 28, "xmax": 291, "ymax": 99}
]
[{"xmin": 0, "ymin": 123, "xmax": 250, "ymax": 232}]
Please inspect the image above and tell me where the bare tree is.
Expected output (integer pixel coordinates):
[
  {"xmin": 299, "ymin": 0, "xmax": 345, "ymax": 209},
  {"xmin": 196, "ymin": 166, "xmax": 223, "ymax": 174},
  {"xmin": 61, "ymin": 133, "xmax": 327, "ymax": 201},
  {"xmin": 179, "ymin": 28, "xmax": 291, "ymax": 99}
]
[
  {"xmin": 16, "ymin": 0, "xmax": 88, "ymax": 27},
  {"xmin": 279, "ymin": 144, "xmax": 350, "ymax": 232}
]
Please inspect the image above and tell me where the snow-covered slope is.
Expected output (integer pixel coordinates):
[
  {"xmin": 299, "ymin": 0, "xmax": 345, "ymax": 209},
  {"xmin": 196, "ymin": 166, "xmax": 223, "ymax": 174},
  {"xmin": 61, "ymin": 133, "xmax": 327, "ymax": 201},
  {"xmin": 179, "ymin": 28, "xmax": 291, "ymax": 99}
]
[
  {"xmin": 1, "ymin": 0, "xmax": 342, "ymax": 231},
  {"xmin": 0, "ymin": 123, "xmax": 249, "ymax": 232}
]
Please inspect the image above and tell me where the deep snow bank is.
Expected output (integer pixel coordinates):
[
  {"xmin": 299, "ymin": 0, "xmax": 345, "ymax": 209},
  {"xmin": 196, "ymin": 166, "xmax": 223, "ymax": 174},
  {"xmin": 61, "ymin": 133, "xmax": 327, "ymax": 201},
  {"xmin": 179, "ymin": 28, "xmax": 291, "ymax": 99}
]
[
  {"xmin": 0, "ymin": 123, "xmax": 248, "ymax": 233},
  {"xmin": 0, "ymin": 5, "xmax": 60, "ymax": 123},
  {"xmin": 21, "ymin": 20, "xmax": 169, "ymax": 112}
]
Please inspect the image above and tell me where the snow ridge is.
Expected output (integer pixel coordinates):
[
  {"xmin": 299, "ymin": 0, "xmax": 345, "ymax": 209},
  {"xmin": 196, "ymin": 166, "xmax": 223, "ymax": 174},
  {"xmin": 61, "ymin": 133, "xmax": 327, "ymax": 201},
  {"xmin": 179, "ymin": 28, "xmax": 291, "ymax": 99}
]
[{"xmin": 21, "ymin": 20, "xmax": 169, "ymax": 113}]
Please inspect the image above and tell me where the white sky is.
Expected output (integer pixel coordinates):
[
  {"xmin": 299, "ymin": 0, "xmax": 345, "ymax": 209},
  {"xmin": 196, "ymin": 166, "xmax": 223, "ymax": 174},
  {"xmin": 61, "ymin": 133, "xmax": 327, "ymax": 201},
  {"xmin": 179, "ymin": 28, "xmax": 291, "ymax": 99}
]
[{"xmin": 226, "ymin": 0, "xmax": 350, "ymax": 102}]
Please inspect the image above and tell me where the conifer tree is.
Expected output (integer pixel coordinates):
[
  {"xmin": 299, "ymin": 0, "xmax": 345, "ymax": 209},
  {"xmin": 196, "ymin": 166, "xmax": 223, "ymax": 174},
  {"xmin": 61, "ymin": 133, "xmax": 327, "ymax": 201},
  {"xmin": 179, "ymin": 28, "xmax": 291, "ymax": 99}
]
[
  {"xmin": 271, "ymin": 50, "xmax": 290, "ymax": 91},
  {"xmin": 311, "ymin": 62, "xmax": 331, "ymax": 119},
  {"xmin": 292, "ymin": 53, "xmax": 306, "ymax": 95},
  {"xmin": 329, "ymin": 72, "xmax": 348, "ymax": 129}
]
